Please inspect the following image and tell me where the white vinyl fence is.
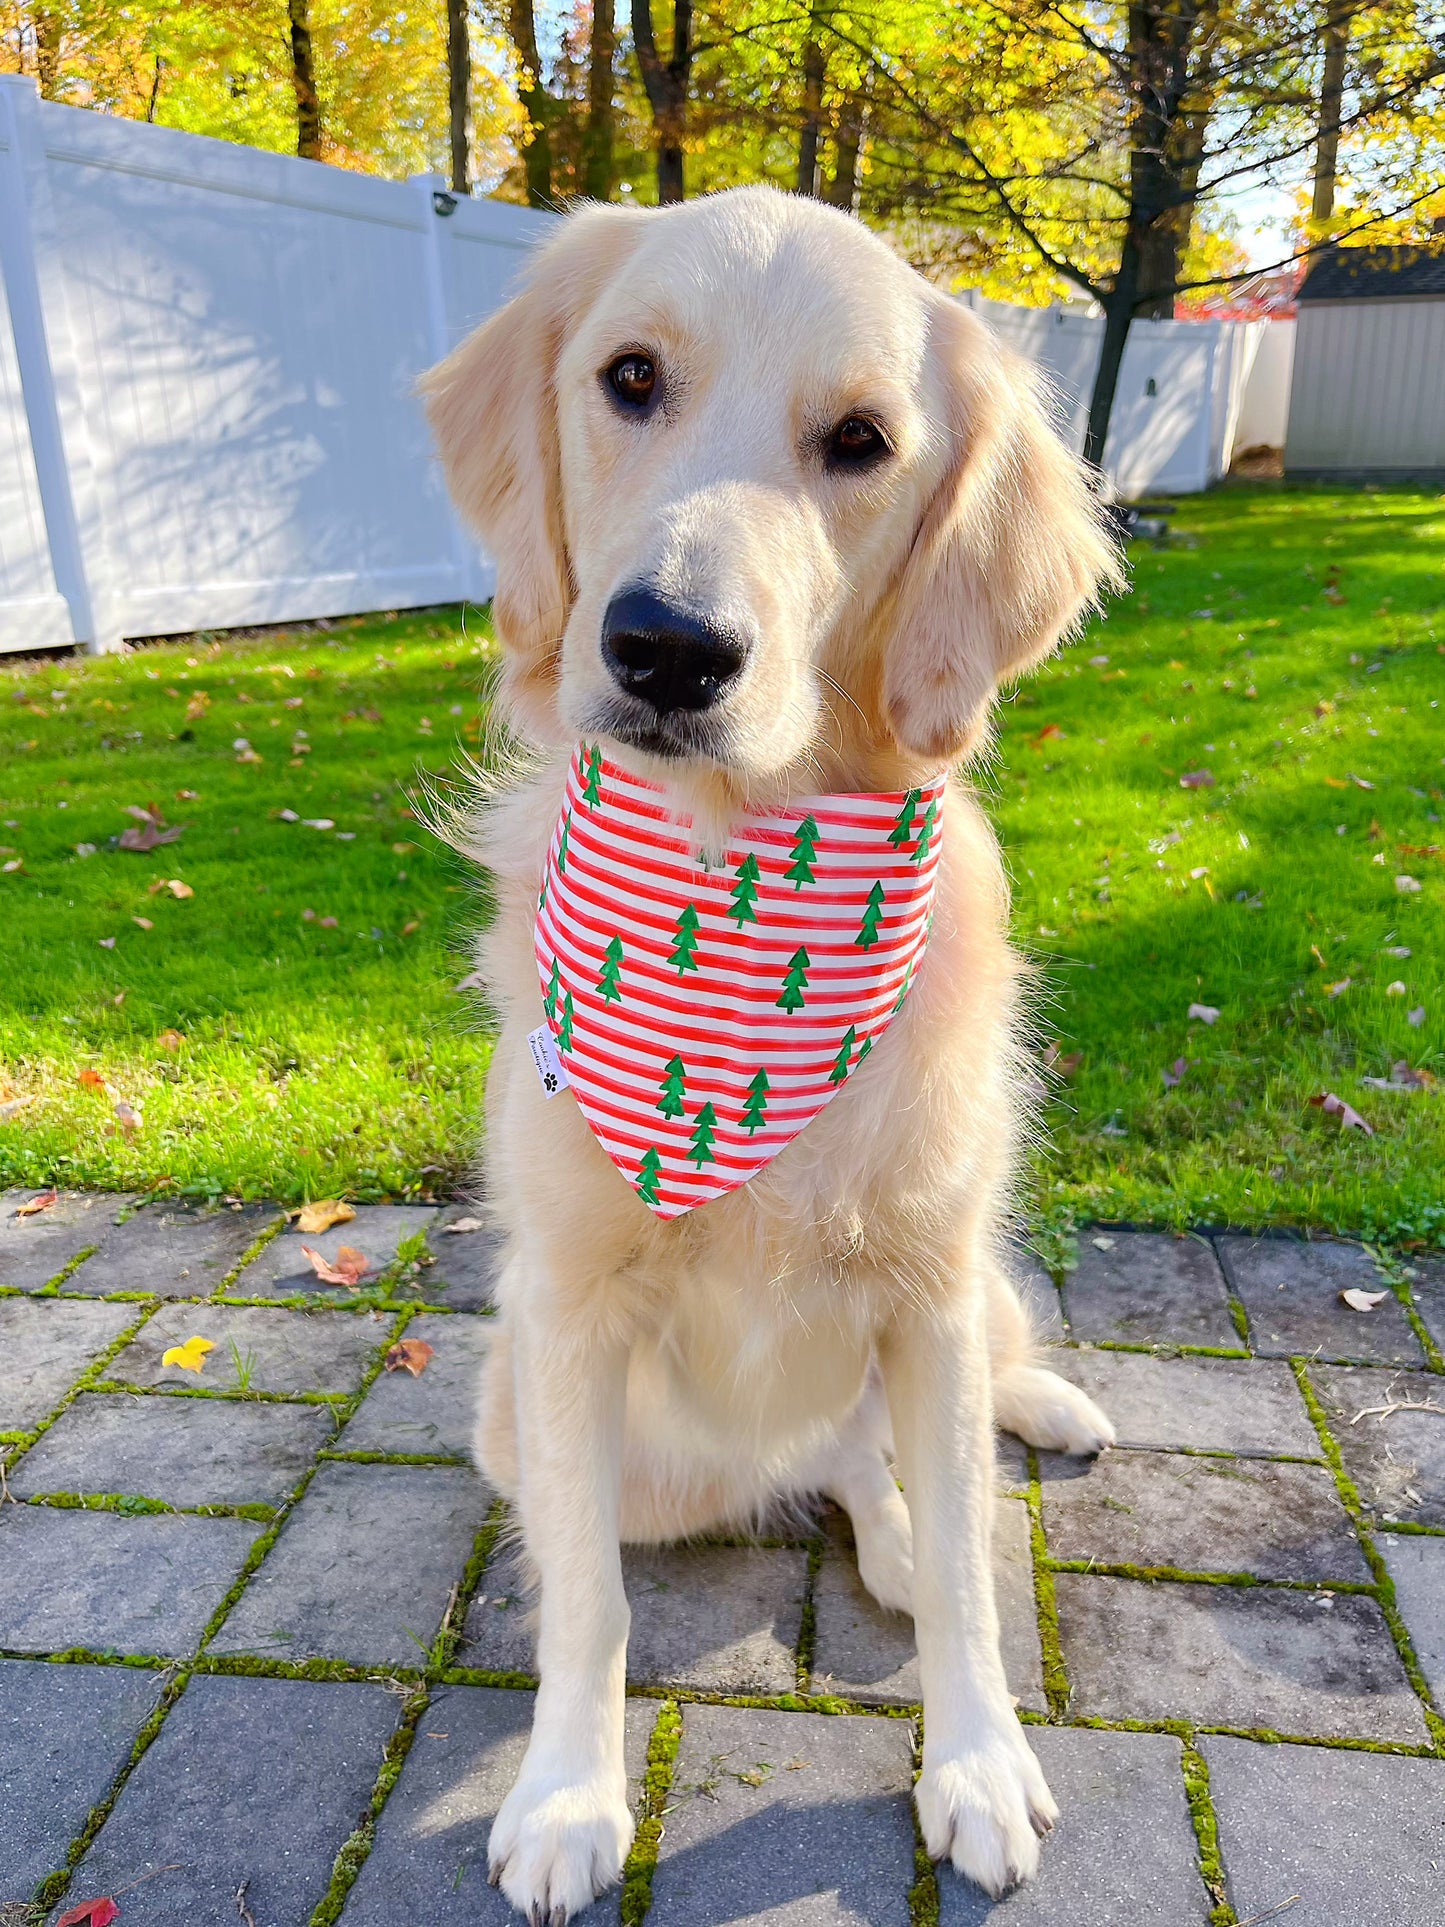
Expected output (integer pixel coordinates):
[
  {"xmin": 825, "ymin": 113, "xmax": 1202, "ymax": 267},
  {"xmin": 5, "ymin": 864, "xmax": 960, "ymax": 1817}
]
[
  {"xmin": 0, "ymin": 75, "xmax": 552, "ymax": 655},
  {"xmin": 1, "ymin": 75, "xmax": 1295, "ymax": 658}
]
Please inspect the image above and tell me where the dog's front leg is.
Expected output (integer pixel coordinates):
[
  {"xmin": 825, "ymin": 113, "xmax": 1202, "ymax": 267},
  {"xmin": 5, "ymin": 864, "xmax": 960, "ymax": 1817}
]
[
  {"xmin": 880, "ymin": 1285, "xmax": 1057, "ymax": 1897},
  {"xmin": 487, "ymin": 1301, "xmax": 633, "ymax": 1924}
]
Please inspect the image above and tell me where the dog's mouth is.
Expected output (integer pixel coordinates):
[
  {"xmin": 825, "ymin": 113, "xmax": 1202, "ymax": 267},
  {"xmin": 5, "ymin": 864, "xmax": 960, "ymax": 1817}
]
[{"xmin": 583, "ymin": 692, "xmax": 734, "ymax": 769}]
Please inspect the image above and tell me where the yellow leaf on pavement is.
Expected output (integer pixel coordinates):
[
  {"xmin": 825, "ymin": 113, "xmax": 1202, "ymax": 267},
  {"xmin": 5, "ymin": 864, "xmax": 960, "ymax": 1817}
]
[
  {"xmin": 162, "ymin": 1335, "xmax": 215, "ymax": 1373},
  {"xmin": 296, "ymin": 1199, "xmax": 356, "ymax": 1234}
]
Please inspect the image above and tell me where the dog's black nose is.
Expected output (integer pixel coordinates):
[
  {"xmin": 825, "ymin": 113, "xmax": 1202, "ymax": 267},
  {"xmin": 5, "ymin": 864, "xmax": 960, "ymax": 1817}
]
[{"xmin": 601, "ymin": 587, "xmax": 748, "ymax": 714}]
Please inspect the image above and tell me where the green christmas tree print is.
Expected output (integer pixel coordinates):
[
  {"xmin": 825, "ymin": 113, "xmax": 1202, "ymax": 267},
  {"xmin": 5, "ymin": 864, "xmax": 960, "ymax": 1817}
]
[
  {"xmin": 558, "ymin": 990, "xmax": 575, "ymax": 1052},
  {"xmin": 740, "ymin": 1068, "xmax": 770, "ymax": 1134},
  {"xmin": 543, "ymin": 957, "xmax": 560, "ymax": 1021},
  {"xmin": 777, "ymin": 946, "xmax": 811, "ymax": 1012},
  {"xmin": 729, "ymin": 853, "xmax": 761, "ymax": 927},
  {"xmin": 888, "ymin": 790, "xmax": 920, "ymax": 848},
  {"xmin": 855, "ymin": 880, "xmax": 886, "ymax": 950},
  {"xmin": 688, "ymin": 1101, "xmax": 719, "ymax": 1167},
  {"xmin": 658, "ymin": 1054, "xmax": 686, "ymax": 1119},
  {"xmin": 668, "ymin": 903, "xmax": 701, "ymax": 975},
  {"xmin": 891, "ymin": 961, "xmax": 914, "ymax": 1014},
  {"xmin": 597, "ymin": 935, "xmax": 624, "ymax": 1004},
  {"xmin": 636, "ymin": 1146, "xmax": 662, "ymax": 1205},
  {"xmin": 581, "ymin": 742, "xmax": 603, "ymax": 809},
  {"xmin": 912, "ymin": 796, "xmax": 938, "ymax": 865},
  {"xmin": 556, "ymin": 810, "xmax": 572, "ymax": 873},
  {"xmin": 785, "ymin": 814, "xmax": 820, "ymax": 889},
  {"xmin": 855, "ymin": 1035, "xmax": 873, "ymax": 1068},
  {"xmin": 828, "ymin": 1026, "xmax": 857, "ymax": 1085}
]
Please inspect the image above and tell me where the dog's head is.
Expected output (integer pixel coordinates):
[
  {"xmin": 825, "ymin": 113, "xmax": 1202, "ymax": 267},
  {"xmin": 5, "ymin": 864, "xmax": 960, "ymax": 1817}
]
[{"xmin": 424, "ymin": 186, "xmax": 1119, "ymax": 797}]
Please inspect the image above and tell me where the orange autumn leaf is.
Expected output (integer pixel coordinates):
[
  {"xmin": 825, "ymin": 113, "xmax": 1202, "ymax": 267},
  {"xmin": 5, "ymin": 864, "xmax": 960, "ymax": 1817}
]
[
  {"xmin": 295, "ymin": 1199, "xmax": 355, "ymax": 1234},
  {"xmin": 77, "ymin": 1068, "xmax": 108, "ymax": 1092},
  {"xmin": 300, "ymin": 1243, "xmax": 370, "ymax": 1287},
  {"xmin": 157, "ymin": 1030, "xmax": 184, "ymax": 1052},
  {"xmin": 385, "ymin": 1338, "xmax": 435, "ymax": 1377},
  {"xmin": 55, "ymin": 1900, "xmax": 119, "ymax": 1927},
  {"xmin": 16, "ymin": 1189, "xmax": 58, "ymax": 1216}
]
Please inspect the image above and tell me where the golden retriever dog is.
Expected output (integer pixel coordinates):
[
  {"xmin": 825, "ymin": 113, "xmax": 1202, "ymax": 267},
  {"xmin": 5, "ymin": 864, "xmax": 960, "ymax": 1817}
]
[{"xmin": 423, "ymin": 184, "xmax": 1119, "ymax": 1923}]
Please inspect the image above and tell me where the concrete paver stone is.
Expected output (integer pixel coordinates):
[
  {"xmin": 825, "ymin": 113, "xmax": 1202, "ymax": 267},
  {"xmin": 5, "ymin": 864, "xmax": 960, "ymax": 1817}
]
[
  {"xmin": 235, "ymin": 1207, "xmax": 439, "ymax": 1297},
  {"xmin": 939, "ymin": 1726, "xmax": 1211, "ymax": 1924},
  {"xmin": 1309, "ymin": 1364, "xmax": 1445, "ymax": 1527},
  {"xmin": 1217, "ymin": 1235, "xmax": 1424, "ymax": 1364},
  {"xmin": 810, "ymin": 1498, "xmax": 1043, "ymax": 1711},
  {"xmin": 338, "ymin": 1312, "xmax": 491, "ymax": 1457},
  {"xmin": 649, "ymin": 1700, "xmax": 916, "ymax": 1927},
  {"xmin": 0, "ymin": 1507, "xmax": 259, "ymax": 1657},
  {"xmin": 1039, "ymin": 1449, "xmax": 1370, "ymax": 1582},
  {"xmin": 209, "ymin": 1460, "xmax": 489, "ymax": 1668},
  {"xmin": 1203, "ymin": 1736, "xmax": 1445, "ymax": 1927},
  {"xmin": 1063, "ymin": 1232, "xmax": 1239, "ymax": 1349},
  {"xmin": 1050, "ymin": 1348, "xmax": 1321, "ymax": 1457},
  {"xmin": 1377, "ymin": 1532, "xmax": 1445, "ymax": 1705},
  {"xmin": 1055, "ymin": 1571, "xmax": 1429, "ymax": 1741},
  {"xmin": 337, "ymin": 1689, "xmax": 655, "ymax": 1926},
  {"xmin": 0, "ymin": 1657, "xmax": 164, "ymax": 1899},
  {"xmin": 47, "ymin": 1674, "xmax": 397, "ymax": 1926},
  {"xmin": 9, "ymin": 1392, "xmax": 334, "ymax": 1508},
  {"xmin": 109, "ymin": 1301, "xmax": 385, "ymax": 1396},
  {"xmin": 66, "ymin": 1204, "xmax": 281, "ymax": 1299},
  {"xmin": 0, "ymin": 1298, "xmax": 137, "ymax": 1436},
  {"xmin": 0, "ymin": 1192, "xmax": 130, "ymax": 1294},
  {"xmin": 424, "ymin": 1210, "xmax": 504, "ymax": 1310}
]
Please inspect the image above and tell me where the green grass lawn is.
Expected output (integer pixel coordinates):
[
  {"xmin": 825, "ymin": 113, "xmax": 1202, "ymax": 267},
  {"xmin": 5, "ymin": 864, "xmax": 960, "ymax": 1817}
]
[{"xmin": 1, "ymin": 485, "xmax": 1441, "ymax": 1244}]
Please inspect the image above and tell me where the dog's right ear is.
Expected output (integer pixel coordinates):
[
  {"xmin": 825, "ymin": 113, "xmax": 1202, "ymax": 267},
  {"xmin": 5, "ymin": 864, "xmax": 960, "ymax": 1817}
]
[{"xmin": 421, "ymin": 204, "xmax": 643, "ymax": 737}]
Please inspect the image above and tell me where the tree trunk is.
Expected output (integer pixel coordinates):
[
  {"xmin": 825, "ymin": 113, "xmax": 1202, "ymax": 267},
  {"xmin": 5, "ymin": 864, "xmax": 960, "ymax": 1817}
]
[
  {"xmin": 32, "ymin": 5, "xmax": 63, "ymax": 98},
  {"xmin": 582, "ymin": 0, "xmax": 617, "ymax": 200},
  {"xmin": 796, "ymin": 37, "xmax": 826, "ymax": 195},
  {"xmin": 632, "ymin": 0, "xmax": 693, "ymax": 204},
  {"xmin": 1135, "ymin": 108, "xmax": 1208, "ymax": 318},
  {"xmin": 510, "ymin": 0, "xmax": 554, "ymax": 207},
  {"xmin": 1083, "ymin": 238, "xmax": 1142, "ymax": 473},
  {"xmin": 146, "ymin": 54, "xmax": 165, "ymax": 123},
  {"xmin": 824, "ymin": 93, "xmax": 867, "ymax": 210},
  {"xmin": 1311, "ymin": 4, "xmax": 1351, "ymax": 222},
  {"xmin": 447, "ymin": 0, "xmax": 472, "ymax": 193},
  {"xmin": 288, "ymin": 0, "xmax": 323, "ymax": 159}
]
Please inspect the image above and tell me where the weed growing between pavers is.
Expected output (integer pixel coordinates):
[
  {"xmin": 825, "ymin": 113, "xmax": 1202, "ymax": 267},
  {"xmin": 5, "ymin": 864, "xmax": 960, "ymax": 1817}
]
[
  {"xmin": 1179, "ymin": 1740, "xmax": 1232, "ymax": 1927},
  {"xmin": 307, "ymin": 1688, "xmax": 428, "ymax": 1927},
  {"xmin": 794, "ymin": 1535, "xmax": 825, "ymax": 1691},
  {"xmin": 20, "ymin": 1491, "xmax": 277, "ymax": 1522},
  {"xmin": 906, "ymin": 1721, "xmax": 941, "ymax": 1927},
  {"xmin": 1025, "ymin": 1452, "xmax": 1072, "ymax": 1716}
]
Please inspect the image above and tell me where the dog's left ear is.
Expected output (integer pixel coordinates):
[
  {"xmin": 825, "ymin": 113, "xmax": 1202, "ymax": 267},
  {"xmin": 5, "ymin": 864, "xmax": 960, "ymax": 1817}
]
[{"xmin": 882, "ymin": 297, "xmax": 1122, "ymax": 764}]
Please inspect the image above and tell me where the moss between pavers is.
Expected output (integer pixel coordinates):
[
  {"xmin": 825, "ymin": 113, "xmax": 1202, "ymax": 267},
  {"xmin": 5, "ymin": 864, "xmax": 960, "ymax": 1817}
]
[
  {"xmin": 30, "ymin": 1667, "xmax": 192, "ymax": 1915},
  {"xmin": 1024, "ymin": 1451, "xmax": 1071, "ymax": 1718},
  {"xmin": 319, "ymin": 1448, "xmax": 469, "ymax": 1467},
  {"xmin": 307, "ymin": 1687, "xmax": 428, "ymax": 1927},
  {"xmin": 620, "ymin": 1698, "xmax": 683, "ymax": 1927},
  {"xmin": 794, "ymin": 1535, "xmax": 824, "ymax": 1691},
  {"xmin": 195, "ymin": 1652, "xmax": 423, "ymax": 1687},
  {"xmin": 1179, "ymin": 1738, "xmax": 1233, "ymax": 1927},
  {"xmin": 1, "ymin": 1299, "xmax": 159, "ymax": 1477},
  {"xmin": 1292, "ymin": 1359, "xmax": 1445, "ymax": 1752},
  {"xmin": 1088, "ymin": 1339, "xmax": 1252, "ymax": 1361},
  {"xmin": 906, "ymin": 1722, "xmax": 941, "ymax": 1927},
  {"xmin": 87, "ymin": 1378, "xmax": 347, "ymax": 1409},
  {"xmin": 26, "ymin": 1245, "xmax": 101, "ymax": 1297},
  {"xmin": 1042, "ymin": 1557, "xmax": 1376, "ymax": 1595},
  {"xmin": 21, "ymin": 1490, "xmax": 276, "ymax": 1522}
]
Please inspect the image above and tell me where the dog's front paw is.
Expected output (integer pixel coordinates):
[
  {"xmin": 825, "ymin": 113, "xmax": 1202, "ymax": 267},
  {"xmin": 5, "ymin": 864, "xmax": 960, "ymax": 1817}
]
[
  {"xmin": 854, "ymin": 1499, "xmax": 915, "ymax": 1615},
  {"xmin": 488, "ymin": 1770, "xmax": 634, "ymax": 1923},
  {"xmin": 916, "ymin": 1724, "xmax": 1057, "ymax": 1898}
]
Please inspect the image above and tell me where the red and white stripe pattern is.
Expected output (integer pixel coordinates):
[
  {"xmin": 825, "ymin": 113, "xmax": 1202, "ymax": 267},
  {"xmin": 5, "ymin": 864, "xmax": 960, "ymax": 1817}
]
[{"xmin": 534, "ymin": 744, "xmax": 945, "ymax": 1219}]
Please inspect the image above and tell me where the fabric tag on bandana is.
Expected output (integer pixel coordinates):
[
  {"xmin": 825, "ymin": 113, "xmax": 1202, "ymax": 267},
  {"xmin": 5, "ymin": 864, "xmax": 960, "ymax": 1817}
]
[
  {"xmin": 526, "ymin": 1024, "xmax": 570, "ymax": 1098},
  {"xmin": 534, "ymin": 743, "xmax": 945, "ymax": 1219}
]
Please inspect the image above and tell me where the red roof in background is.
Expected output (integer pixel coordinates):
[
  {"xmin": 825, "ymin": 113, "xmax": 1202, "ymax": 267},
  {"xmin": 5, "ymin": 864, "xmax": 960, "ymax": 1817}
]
[{"xmin": 1177, "ymin": 265, "xmax": 1303, "ymax": 321}]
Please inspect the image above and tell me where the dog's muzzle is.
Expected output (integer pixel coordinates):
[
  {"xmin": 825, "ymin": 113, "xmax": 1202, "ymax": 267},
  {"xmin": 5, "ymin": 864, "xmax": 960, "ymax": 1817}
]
[{"xmin": 601, "ymin": 585, "xmax": 750, "ymax": 715}]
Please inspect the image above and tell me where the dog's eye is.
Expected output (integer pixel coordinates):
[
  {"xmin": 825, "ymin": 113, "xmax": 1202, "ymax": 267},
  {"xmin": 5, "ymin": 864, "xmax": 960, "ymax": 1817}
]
[
  {"xmin": 827, "ymin": 416, "xmax": 890, "ymax": 468},
  {"xmin": 605, "ymin": 354, "xmax": 657, "ymax": 411}
]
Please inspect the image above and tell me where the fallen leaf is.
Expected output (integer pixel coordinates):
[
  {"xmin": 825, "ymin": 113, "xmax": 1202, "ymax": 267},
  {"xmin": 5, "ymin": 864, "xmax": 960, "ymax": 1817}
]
[
  {"xmin": 15, "ymin": 1189, "xmax": 58, "ymax": 1216},
  {"xmin": 401, "ymin": 920, "xmax": 421, "ymax": 937},
  {"xmin": 1179, "ymin": 769, "xmax": 1215, "ymax": 789},
  {"xmin": 98, "ymin": 936, "xmax": 116, "ymax": 949},
  {"xmin": 1162, "ymin": 1057, "xmax": 1191, "ymax": 1088},
  {"xmin": 277, "ymin": 808, "xmax": 300, "ymax": 823},
  {"xmin": 184, "ymin": 692, "xmax": 209, "ymax": 721},
  {"xmin": 1408, "ymin": 1006, "xmax": 1425, "ymax": 1027},
  {"xmin": 161, "ymin": 1335, "xmax": 215, "ymax": 1373},
  {"xmin": 318, "ymin": 915, "xmax": 338, "ymax": 929},
  {"xmin": 1350, "ymin": 774, "xmax": 1376, "ymax": 791},
  {"xmin": 1323, "ymin": 775, "xmax": 1348, "ymax": 789},
  {"xmin": 303, "ymin": 818, "xmax": 335, "ymax": 831},
  {"xmin": 55, "ymin": 1898, "xmax": 120, "ymax": 1927},
  {"xmin": 300, "ymin": 1243, "xmax": 371, "ymax": 1287},
  {"xmin": 385, "ymin": 1338, "xmax": 435, "ymax": 1377},
  {"xmin": 164, "ymin": 879, "xmax": 194, "ymax": 900},
  {"xmin": 123, "ymin": 805, "xmax": 160, "ymax": 824},
  {"xmin": 1308, "ymin": 1092, "xmax": 1374, "ymax": 1134},
  {"xmin": 112, "ymin": 1100, "xmax": 142, "ymax": 1135},
  {"xmin": 77, "ymin": 1069, "xmax": 108, "ymax": 1092},
  {"xmin": 118, "ymin": 822, "xmax": 183, "ymax": 852},
  {"xmin": 1030, "ymin": 723, "xmax": 1065, "ymax": 747},
  {"xmin": 1396, "ymin": 875, "xmax": 1421, "ymax": 894},
  {"xmin": 441, "ymin": 1217, "xmax": 484, "ymax": 1234},
  {"xmin": 1187, "ymin": 1003, "xmax": 1220, "ymax": 1024},
  {"xmin": 1, "ymin": 858, "xmax": 23, "ymax": 874},
  {"xmin": 175, "ymin": 789, "xmax": 200, "ymax": 801},
  {"xmin": 1091, "ymin": 1235, "xmax": 1115, "ymax": 1250},
  {"xmin": 1340, "ymin": 1289, "xmax": 1388, "ymax": 1313},
  {"xmin": 295, "ymin": 1199, "xmax": 356, "ymax": 1234},
  {"xmin": 132, "ymin": 916, "xmax": 153, "ymax": 931},
  {"xmin": 1385, "ymin": 945, "xmax": 1411, "ymax": 958},
  {"xmin": 1324, "ymin": 979, "xmax": 1351, "ymax": 999},
  {"xmin": 157, "ymin": 1029, "xmax": 184, "ymax": 1051}
]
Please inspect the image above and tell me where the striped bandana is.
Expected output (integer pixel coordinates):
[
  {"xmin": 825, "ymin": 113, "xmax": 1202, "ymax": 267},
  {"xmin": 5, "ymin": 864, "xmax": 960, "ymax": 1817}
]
[{"xmin": 534, "ymin": 744, "xmax": 945, "ymax": 1219}]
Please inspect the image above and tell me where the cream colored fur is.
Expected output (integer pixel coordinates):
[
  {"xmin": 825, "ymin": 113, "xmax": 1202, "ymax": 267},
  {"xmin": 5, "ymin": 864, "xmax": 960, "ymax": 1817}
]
[{"xmin": 423, "ymin": 185, "xmax": 1121, "ymax": 1923}]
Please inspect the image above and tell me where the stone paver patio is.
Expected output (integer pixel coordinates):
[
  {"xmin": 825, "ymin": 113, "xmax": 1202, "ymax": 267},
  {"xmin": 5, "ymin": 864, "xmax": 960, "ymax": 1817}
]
[{"xmin": 3, "ymin": 1198, "xmax": 1443, "ymax": 1926}]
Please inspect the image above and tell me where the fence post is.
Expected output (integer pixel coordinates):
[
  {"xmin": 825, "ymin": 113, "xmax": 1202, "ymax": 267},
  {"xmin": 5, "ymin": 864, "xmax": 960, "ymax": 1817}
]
[{"xmin": 0, "ymin": 77, "xmax": 120, "ymax": 653}]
